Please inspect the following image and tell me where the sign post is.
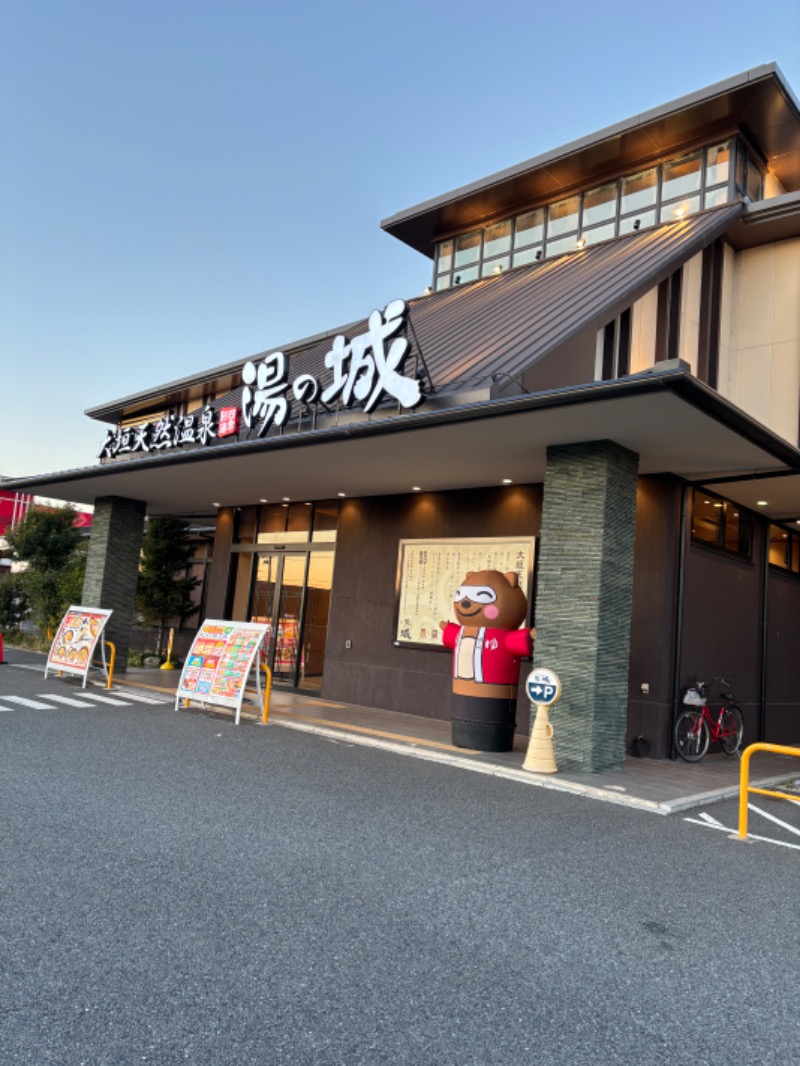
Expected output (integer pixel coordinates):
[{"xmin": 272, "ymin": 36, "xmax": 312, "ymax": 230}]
[
  {"xmin": 45, "ymin": 607, "xmax": 113, "ymax": 688},
  {"xmin": 523, "ymin": 667, "xmax": 562, "ymax": 774},
  {"xmin": 175, "ymin": 620, "xmax": 270, "ymax": 725}
]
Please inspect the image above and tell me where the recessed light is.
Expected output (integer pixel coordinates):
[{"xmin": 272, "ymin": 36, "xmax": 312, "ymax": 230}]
[
  {"xmin": 304, "ymin": 502, "xmax": 312, "ymax": 506},
  {"xmin": 212, "ymin": 502, "xmax": 220, "ymax": 507},
  {"xmin": 796, "ymin": 520, "xmax": 800, "ymax": 525},
  {"xmin": 282, "ymin": 496, "xmax": 291, "ymax": 502},
  {"xmin": 757, "ymin": 501, "xmax": 768, "ymax": 506},
  {"xmin": 412, "ymin": 486, "xmax": 422, "ymax": 492},
  {"xmin": 259, "ymin": 498, "xmax": 268, "ymax": 503},
  {"xmin": 713, "ymin": 503, "xmax": 722, "ymax": 508},
  {"xmin": 502, "ymin": 478, "xmax": 513, "ymax": 485},
  {"xmin": 337, "ymin": 492, "xmax": 346, "ymax": 498}
]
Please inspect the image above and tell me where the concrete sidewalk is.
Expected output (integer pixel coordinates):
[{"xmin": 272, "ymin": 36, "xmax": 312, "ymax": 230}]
[
  {"xmin": 4, "ymin": 646, "xmax": 797, "ymax": 816},
  {"xmin": 113, "ymin": 662, "xmax": 800, "ymax": 816}
]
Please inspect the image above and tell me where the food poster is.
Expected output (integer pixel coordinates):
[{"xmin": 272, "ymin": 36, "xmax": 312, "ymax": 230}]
[
  {"xmin": 177, "ymin": 620, "xmax": 269, "ymax": 710},
  {"xmin": 46, "ymin": 607, "xmax": 113, "ymax": 680},
  {"xmin": 395, "ymin": 538, "xmax": 535, "ymax": 648}
]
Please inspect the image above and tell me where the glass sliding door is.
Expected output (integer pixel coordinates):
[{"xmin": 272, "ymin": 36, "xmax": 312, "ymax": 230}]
[{"xmin": 234, "ymin": 549, "xmax": 333, "ymax": 692}]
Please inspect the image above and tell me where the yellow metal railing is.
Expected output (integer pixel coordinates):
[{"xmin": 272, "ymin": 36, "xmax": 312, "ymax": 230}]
[{"xmin": 738, "ymin": 742, "xmax": 800, "ymax": 839}]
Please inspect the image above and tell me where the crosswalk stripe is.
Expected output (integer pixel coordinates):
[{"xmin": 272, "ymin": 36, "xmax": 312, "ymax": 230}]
[
  {"xmin": 2, "ymin": 695, "xmax": 57, "ymax": 710},
  {"xmin": 115, "ymin": 691, "xmax": 170, "ymax": 705},
  {"xmin": 41, "ymin": 694, "xmax": 96, "ymax": 708},
  {"xmin": 70, "ymin": 692, "xmax": 129, "ymax": 706}
]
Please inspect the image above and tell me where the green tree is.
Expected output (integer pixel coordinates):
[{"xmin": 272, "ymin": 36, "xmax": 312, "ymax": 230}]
[
  {"xmin": 0, "ymin": 573, "xmax": 29, "ymax": 633},
  {"xmin": 136, "ymin": 516, "xmax": 200, "ymax": 655},
  {"xmin": 5, "ymin": 507, "xmax": 85, "ymax": 637}
]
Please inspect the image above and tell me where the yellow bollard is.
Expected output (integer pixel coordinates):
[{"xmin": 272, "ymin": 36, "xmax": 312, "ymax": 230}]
[
  {"xmin": 160, "ymin": 628, "xmax": 177, "ymax": 670},
  {"xmin": 261, "ymin": 665, "xmax": 273, "ymax": 724},
  {"xmin": 105, "ymin": 641, "xmax": 116, "ymax": 690},
  {"xmin": 523, "ymin": 704, "xmax": 558, "ymax": 774}
]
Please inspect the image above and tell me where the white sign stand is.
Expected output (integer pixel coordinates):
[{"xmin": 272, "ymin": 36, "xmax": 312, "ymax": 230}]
[
  {"xmin": 45, "ymin": 607, "xmax": 113, "ymax": 689},
  {"xmin": 175, "ymin": 619, "xmax": 270, "ymax": 725}
]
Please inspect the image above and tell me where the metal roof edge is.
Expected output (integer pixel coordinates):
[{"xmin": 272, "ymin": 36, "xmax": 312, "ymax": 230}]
[{"xmin": 381, "ymin": 64, "xmax": 788, "ymax": 232}]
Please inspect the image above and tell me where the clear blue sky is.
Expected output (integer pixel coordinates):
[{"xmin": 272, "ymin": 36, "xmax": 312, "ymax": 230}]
[{"xmin": 2, "ymin": 0, "xmax": 799, "ymax": 479}]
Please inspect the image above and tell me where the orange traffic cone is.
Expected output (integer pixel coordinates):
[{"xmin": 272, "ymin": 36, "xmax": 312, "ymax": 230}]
[{"xmin": 523, "ymin": 704, "xmax": 558, "ymax": 774}]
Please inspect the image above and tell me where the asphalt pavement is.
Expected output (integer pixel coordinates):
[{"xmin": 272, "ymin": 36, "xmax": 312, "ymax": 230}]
[{"xmin": 1, "ymin": 659, "xmax": 798, "ymax": 1065}]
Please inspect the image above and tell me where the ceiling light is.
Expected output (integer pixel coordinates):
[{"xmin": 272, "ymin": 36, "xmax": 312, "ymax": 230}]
[
  {"xmin": 337, "ymin": 492, "xmax": 346, "ymax": 498},
  {"xmin": 212, "ymin": 502, "xmax": 220, "ymax": 507},
  {"xmin": 713, "ymin": 503, "xmax": 722, "ymax": 508},
  {"xmin": 757, "ymin": 501, "xmax": 768, "ymax": 506},
  {"xmin": 412, "ymin": 486, "xmax": 422, "ymax": 492},
  {"xmin": 304, "ymin": 501, "xmax": 312, "ymax": 506},
  {"xmin": 259, "ymin": 498, "xmax": 268, "ymax": 503},
  {"xmin": 282, "ymin": 496, "xmax": 291, "ymax": 502},
  {"xmin": 502, "ymin": 478, "xmax": 513, "ymax": 485}
]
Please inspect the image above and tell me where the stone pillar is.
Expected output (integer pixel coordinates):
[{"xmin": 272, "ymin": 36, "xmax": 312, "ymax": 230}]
[
  {"xmin": 534, "ymin": 441, "xmax": 639, "ymax": 771},
  {"xmin": 204, "ymin": 507, "xmax": 235, "ymax": 619},
  {"xmin": 82, "ymin": 496, "xmax": 147, "ymax": 669}
]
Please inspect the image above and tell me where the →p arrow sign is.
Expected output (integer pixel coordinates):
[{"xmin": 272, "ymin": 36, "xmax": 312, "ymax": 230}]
[{"xmin": 525, "ymin": 668, "xmax": 562, "ymax": 706}]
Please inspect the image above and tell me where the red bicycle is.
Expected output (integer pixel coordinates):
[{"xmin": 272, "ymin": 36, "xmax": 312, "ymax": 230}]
[{"xmin": 674, "ymin": 677, "xmax": 744, "ymax": 762}]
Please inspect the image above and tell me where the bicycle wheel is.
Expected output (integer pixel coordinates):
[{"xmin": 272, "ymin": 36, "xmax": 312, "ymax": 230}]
[
  {"xmin": 675, "ymin": 710, "xmax": 710, "ymax": 762},
  {"xmin": 720, "ymin": 705, "xmax": 744, "ymax": 756}
]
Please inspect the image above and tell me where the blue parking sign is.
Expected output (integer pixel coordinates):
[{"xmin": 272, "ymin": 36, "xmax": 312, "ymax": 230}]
[{"xmin": 526, "ymin": 668, "xmax": 562, "ymax": 706}]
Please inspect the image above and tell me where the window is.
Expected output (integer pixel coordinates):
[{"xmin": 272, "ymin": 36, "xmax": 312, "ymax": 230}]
[
  {"xmin": 621, "ymin": 169, "xmax": 658, "ymax": 215},
  {"xmin": 583, "ymin": 182, "xmax": 617, "ymax": 226},
  {"xmin": 768, "ymin": 524, "xmax": 800, "ymax": 573},
  {"xmin": 429, "ymin": 139, "xmax": 737, "ymax": 289},
  {"xmin": 661, "ymin": 153, "xmax": 702, "ymax": 202},
  {"xmin": 484, "ymin": 220, "xmax": 511, "ymax": 258},
  {"xmin": 547, "ymin": 196, "xmax": 580, "ymax": 238},
  {"xmin": 515, "ymin": 208, "xmax": 544, "ymax": 248},
  {"xmin": 705, "ymin": 144, "xmax": 730, "ymax": 188},
  {"xmin": 454, "ymin": 232, "xmax": 481, "ymax": 268},
  {"xmin": 436, "ymin": 239, "xmax": 453, "ymax": 275},
  {"xmin": 691, "ymin": 490, "xmax": 752, "ymax": 559}
]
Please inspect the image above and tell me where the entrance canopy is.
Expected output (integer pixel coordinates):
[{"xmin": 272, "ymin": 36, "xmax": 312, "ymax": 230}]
[{"xmin": 8, "ymin": 365, "xmax": 800, "ymax": 522}]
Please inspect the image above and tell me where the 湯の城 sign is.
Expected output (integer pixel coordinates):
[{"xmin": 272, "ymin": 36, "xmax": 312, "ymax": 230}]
[
  {"xmin": 45, "ymin": 606, "xmax": 113, "ymax": 688},
  {"xmin": 176, "ymin": 620, "xmax": 270, "ymax": 724},
  {"xmin": 99, "ymin": 298, "xmax": 423, "ymax": 460}
]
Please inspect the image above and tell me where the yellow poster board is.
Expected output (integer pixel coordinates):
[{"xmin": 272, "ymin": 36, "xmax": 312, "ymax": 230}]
[
  {"xmin": 395, "ymin": 537, "xmax": 535, "ymax": 648},
  {"xmin": 45, "ymin": 606, "xmax": 113, "ymax": 688}
]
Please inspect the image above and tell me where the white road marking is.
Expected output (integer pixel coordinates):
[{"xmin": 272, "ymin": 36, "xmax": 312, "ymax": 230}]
[
  {"xmin": 2, "ymin": 695, "xmax": 57, "ymax": 710},
  {"xmin": 685, "ymin": 813, "xmax": 800, "ymax": 851},
  {"xmin": 41, "ymin": 694, "xmax": 97, "ymax": 708},
  {"xmin": 748, "ymin": 802, "xmax": 800, "ymax": 838},
  {"xmin": 698, "ymin": 811, "xmax": 724, "ymax": 827},
  {"xmin": 69, "ymin": 692, "xmax": 129, "ymax": 706},
  {"xmin": 115, "ymin": 691, "xmax": 171, "ymax": 705}
]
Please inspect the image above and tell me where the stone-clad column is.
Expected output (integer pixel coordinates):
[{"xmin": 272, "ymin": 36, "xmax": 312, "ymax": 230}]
[
  {"xmin": 82, "ymin": 496, "xmax": 147, "ymax": 669},
  {"xmin": 534, "ymin": 441, "xmax": 639, "ymax": 771}
]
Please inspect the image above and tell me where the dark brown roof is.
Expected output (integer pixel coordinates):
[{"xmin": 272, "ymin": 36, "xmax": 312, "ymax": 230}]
[{"xmin": 90, "ymin": 203, "xmax": 742, "ymax": 427}]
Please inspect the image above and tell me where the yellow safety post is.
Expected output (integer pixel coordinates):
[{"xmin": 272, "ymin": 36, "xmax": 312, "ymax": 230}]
[
  {"xmin": 105, "ymin": 641, "xmax": 116, "ymax": 690},
  {"xmin": 737, "ymin": 742, "xmax": 800, "ymax": 840},
  {"xmin": 160, "ymin": 628, "xmax": 177, "ymax": 670},
  {"xmin": 261, "ymin": 665, "xmax": 273, "ymax": 725}
]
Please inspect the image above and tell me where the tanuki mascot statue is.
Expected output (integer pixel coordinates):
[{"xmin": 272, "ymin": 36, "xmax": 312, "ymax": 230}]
[{"xmin": 440, "ymin": 570, "xmax": 534, "ymax": 752}]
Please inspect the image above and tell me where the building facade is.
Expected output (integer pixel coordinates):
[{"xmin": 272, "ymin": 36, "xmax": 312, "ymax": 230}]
[{"xmin": 7, "ymin": 63, "xmax": 800, "ymax": 770}]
